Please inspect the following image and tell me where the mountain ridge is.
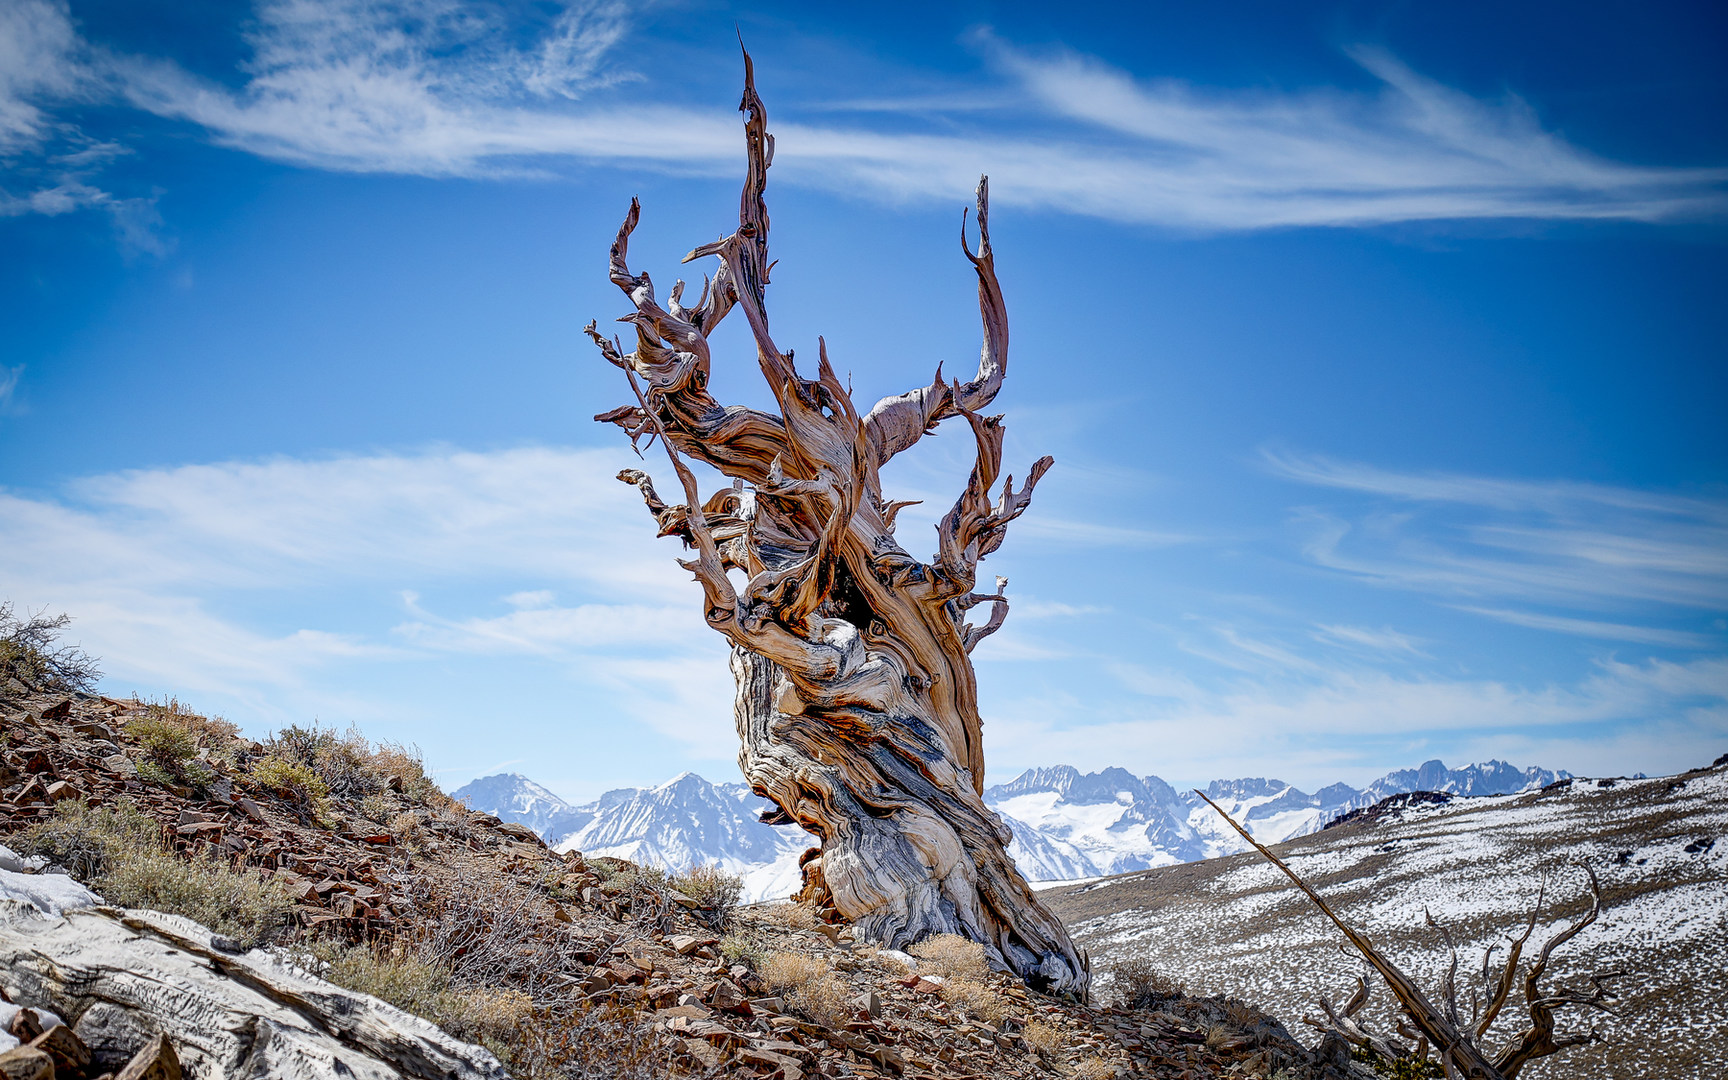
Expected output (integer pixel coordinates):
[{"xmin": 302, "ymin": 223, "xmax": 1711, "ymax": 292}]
[{"xmin": 455, "ymin": 756, "xmax": 1571, "ymax": 901}]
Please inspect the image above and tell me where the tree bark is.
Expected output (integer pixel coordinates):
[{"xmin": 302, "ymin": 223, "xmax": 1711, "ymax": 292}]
[{"xmin": 586, "ymin": 51, "xmax": 1087, "ymax": 996}]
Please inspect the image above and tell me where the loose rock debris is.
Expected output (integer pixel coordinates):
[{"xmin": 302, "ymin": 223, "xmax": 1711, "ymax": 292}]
[{"xmin": 1, "ymin": 686, "xmax": 1366, "ymax": 1079}]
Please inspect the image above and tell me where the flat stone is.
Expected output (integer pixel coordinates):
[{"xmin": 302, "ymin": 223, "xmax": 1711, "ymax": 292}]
[
  {"xmin": 668, "ymin": 933, "xmax": 719, "ymax": 955},
  {"xmin": 0, "ymin": 1046, "xmax": 54, "ymax": 1080},
  {"xmin": 115, "ymin": 1032, "xmax": 181, "ymax": 1080},
  {"xmin": 30, "ymin": 1021, "xmax": 94, "ymax": 1073}
]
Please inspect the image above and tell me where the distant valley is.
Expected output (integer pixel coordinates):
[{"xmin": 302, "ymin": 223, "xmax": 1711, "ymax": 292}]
[{"xmin": 455, "ymin": 756, "xmax": 1574, "ymax": 902}]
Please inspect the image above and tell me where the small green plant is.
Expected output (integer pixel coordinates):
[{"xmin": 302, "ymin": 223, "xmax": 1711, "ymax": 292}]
[
  {"xmin": 718, "ymin": 928, "xmax": 769, "ymax": 969},
  {"xmin": 252, "ymin": 755, "xmax": 330, "ymax": 803}
]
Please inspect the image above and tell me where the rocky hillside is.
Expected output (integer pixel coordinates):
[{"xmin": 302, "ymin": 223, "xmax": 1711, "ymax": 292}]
[
  {"xmin": 1, "ymin": 683, "xmax": 1377, "ymax": 1080},
  {"xmin": 1040, "ymin": 758, "xmax": 1728, "ymax": 1080}
]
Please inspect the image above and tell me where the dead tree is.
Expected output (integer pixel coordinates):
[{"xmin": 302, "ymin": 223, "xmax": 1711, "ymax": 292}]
[
  {"xmin": 1199, "ymin": 793, "xmax": 1620, "ymax": 1079},
  {"xmin": 584, "ymin": 53, "xmax": 1088, "ymax": 995}
]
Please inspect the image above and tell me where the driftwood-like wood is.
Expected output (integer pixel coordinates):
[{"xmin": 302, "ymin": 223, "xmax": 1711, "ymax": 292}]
[
  {"xmin": 586, "ymin": 53, "xmax": 1088, "ymax": 995},
  {"xmin": 0, "ymin": 901, "xmax": 508, "ymax": 1079},
  {"xmin": 1199, "ymin": 794, "xmax": 1620, "ymax": 1079}
]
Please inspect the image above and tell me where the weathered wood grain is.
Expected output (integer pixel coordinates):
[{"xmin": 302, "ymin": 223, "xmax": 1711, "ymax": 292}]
[{"xmin": 584, "ymin": 52, "xmax": 1087, "ymax": 995}]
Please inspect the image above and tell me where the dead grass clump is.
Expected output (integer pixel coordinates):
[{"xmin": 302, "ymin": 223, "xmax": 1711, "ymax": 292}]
[
  {"xmin": 1022, "ymin": 1019, "xmax": 1064, "ymax": 1055},
  {"xmin": 12, "ymin": 800, "xmax": 293, "ymax": 948},
  {"xmin": 751, "ymin": 901, "xmax": 818, "ymax": 931},
  {"xmin": 908, "ymin": 932, "xmax": 989, "ymax": 981},
  {"xmin": 1073, "ymin": 1057, "xmax": 1115, "ymax": 1080},
  {"xmin": 310, "ymin": 941, "xmax": 530, "ymax": 1048},
  {"xmin": 761, "ymin": 950, "xmax": 850, "ymax": 1026},
  {"xmin": 941, "ymin": 976, "xmax": 1005, "ymax": 1023},
  {"xmin": 1110, "ymin": 955, "xmax": 1187, "ymax": 1009}
]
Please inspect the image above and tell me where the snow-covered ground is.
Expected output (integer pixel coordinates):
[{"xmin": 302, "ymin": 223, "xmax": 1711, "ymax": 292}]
[{"xmin": 1043, "ymin": 762, "xmax": 1728, "ymax": 1080}]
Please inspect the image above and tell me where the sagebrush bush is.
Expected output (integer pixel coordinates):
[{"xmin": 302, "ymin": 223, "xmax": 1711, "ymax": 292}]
[
  {"xmin": 718, "ymin": 928, "xmax": 768, "ymax": 969},
  {"xmin": 11, "ymin": 799, "xmax": 157, "ymax": 879},
  {"xmin": 909, "ymin": 933, "xmax": 990, "ymax": 981},
  {"xmin": 12, "ymin": 800, "xmax": 293, "ymax": 948},
  {"xmin": 252, "ymin": 755, "xmax": 330, "ymax": 804},
  {"xmin": 671, "ymin": 864, "xmax": 742, "ymax": 929},
  {"xmin": 103, "ymin": 850, "xmax": 294, "ymax": 947},
  {"xmin": 1110, "ymin": 956, "xmax": 1187, "ymax": 1009},
  {"xmin": 256, "ymin": 723, "xmax": 450, "ymax": 809}
]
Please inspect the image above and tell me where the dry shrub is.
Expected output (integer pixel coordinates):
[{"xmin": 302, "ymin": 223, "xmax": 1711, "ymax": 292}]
[
  {"xmin": 670, "ymin": 864, "xmax": 742, "ymax": 930},
  {"xmin": 255, "ymin": 724, "xmax": 452, "ymax": 809},
  {"xmin": 941, "ymin": 976, "xmax": 1004, "ymax": 1023},
  {"xmin": 751, "ymin": 901, "xmax": 818, "ymax": 931},
  {"xmin": 252, "ymin": 755, "xmax": 330, "ymax": 805},
  {"xmin": 909, "ymin": 933, "xmax": 989, "ymax": 981},
  {"xmin": 0, "ymin": 602, "xmax": 100, "ymax": 692},
  {"xmin": 761, "ymin": 950, "xmax": 850, "ymax": 1026},
  {"xmin": 1073, "ymin": 1057, "xmax": 1115, "ymax": 1080},
  {"xmin": 311, "ymin": 941, "xmax": 531, "ymax": 1047},
  {"xmin": 1110, "ymin": 955, "xmax": 1187, "ymax": 1009},
  {"xmin": 1022, "ymin": 1019, "xmax": 1064, "ymax": 1055},
  {"xmin": 12, "ymin": 800, "xmax": 292, "ymax": 947},
  {"xmin": 1205, "ymin": 1025, "xmax": 1236, "ymax": 1050},
  {"xmin": 388, "ymin": 811, "xmax": 426, "ymax": 848},
  {"xmin": 408, "ymin": 873, "xmax": 592, "ymax": 990}
]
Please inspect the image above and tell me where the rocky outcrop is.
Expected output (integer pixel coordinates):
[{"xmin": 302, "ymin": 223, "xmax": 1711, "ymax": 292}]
[{"xmin": 0, "ymin": 900, "xmax": 507, "ymax": 1080}]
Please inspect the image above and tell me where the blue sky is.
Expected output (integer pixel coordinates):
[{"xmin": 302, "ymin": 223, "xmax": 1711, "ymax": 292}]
[{"xmin": 2, "ymin": 0, "xmax": 1724, "ymax": 801}]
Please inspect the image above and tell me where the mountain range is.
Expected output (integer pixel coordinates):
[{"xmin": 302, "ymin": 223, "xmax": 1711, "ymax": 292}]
[{"xmin": 454, "ymin": 757, "xmax": 1571, "ymax": 902}]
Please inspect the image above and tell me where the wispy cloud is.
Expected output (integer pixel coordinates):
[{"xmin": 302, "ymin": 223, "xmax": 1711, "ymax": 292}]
[
  {"xmin": 0, "ymin": 445, "xmax": 705, "ymax": 697},
  {"xmin": 0, "ymin": 365, "xmax": 23, "ymax": 413},
  {"xmin": 988, "ymin": 652, "xmax": 1728, "ymax": 788},
  {"xmin": 0, "ymin": 0, "xmax": 168, "ymax": 251},
  {"xmin": 1453, "ymin": 606, "xmax": 1715, "ymax": 649},
  {"xmin": 1312, "ymin": 623, "xmax": 1427, "ymax": 656},
  {"xmin": 1265, "ymin": 450, "xmax": 1728, "ymax": 625},
  {"xmin": 8, "ymin": 1, "xmax": 1721, "ymax": 229}
]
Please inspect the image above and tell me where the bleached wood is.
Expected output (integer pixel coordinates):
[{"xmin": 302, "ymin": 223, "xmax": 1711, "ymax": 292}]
[
  {"xmin": 0, "ymin": 901, "xmax": 508, "ymax": 1079},
  {"xmin": 586, "ymin": 52, "xmax": 1087, "ymax": 995}
]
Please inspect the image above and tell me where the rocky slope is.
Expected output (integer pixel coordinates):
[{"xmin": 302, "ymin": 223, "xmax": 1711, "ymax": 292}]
[
  {"xmin": 1040, "ymin": 758, "xmax": 1728, "ymax": 1080},
  {"xmin": 1, "ymin": 685, "xmax": 1371, "ymax": 1080}
]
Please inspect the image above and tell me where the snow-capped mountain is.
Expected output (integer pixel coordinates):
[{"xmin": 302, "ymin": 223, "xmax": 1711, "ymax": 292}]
[
  {"xmin": 454, "ymin": 772, "xmax": 811, "ymax": 902},
  {"xmin": 455, "ymin": 758, "xmax": 1571, "ymax": 900}
]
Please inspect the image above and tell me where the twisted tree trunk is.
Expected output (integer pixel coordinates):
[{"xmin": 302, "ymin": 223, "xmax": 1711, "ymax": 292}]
[{"xmin": 586, "ymin": 53, "xmax": 1088, "ymax": 996}]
